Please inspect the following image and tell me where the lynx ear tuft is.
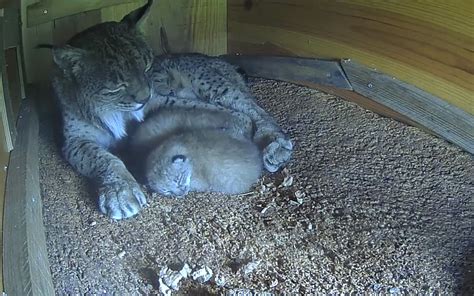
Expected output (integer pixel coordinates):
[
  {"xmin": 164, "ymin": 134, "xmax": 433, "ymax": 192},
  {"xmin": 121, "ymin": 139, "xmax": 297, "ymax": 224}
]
[
  {"xmin": 50, "ymin": 45, "xmax": 90, "ymax": 73},
  {"xmin": 121, "ymin": 0, "xmax": 153, "ymax": 28}
]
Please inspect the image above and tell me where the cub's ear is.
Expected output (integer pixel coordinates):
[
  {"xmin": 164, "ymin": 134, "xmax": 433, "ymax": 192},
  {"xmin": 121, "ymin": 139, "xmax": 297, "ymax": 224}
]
[
  {"xmin": 50, "ymin": 45, "xmax": 90, "ymax": 71},
  {"xmin": 121, "ymin": 0, "xmax": 153, "ymax": 28},
  {"xmin": 171, "ymin": 154, "xmax": 187, "ymax": 164}
]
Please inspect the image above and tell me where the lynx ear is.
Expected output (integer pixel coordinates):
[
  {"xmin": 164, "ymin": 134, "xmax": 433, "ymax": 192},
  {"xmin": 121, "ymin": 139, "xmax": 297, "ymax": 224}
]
[
  {"xmin": 171, "ymin": 154, "xmax": 191, "ymax": 187},
  {"xmin": 51, "ymin": 45, "xmax": 90, "ymax": 70},
  {"xmin": 121, "ymin": 0, "xmax": 153, "ymax": 28},
  {"xmin": 171, "ymin": 154, "xmax": 187, "ymax": 164}
]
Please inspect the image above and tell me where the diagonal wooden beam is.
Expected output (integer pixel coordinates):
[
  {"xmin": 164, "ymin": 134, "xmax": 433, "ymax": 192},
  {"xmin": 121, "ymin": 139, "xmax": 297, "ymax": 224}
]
[{"xmin": 221, "ymin": 54, "xmax": 353, "ymax": 91}]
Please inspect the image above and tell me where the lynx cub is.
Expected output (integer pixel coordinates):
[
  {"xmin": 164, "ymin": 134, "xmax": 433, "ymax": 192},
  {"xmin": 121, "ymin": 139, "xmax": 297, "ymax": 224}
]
[{"xmin": 130, "ymin": 108, "xmax": 262, "ymax": 196}]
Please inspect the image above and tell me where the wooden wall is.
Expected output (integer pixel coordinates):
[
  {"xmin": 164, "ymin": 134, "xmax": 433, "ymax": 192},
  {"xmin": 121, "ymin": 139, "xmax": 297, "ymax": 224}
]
[
  {"xmin": 22, "ymin": 0, "xmax": 227, "ymax": 84},
  {"xmin": 228, "ymin": 0, "xmax": 474, "ymax": 115}
]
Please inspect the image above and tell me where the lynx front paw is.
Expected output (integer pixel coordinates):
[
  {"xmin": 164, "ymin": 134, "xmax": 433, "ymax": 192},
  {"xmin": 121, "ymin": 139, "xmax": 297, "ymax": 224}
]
[
  {"xmin": 98, "ymin": 180, "xmax": 147, "ymax": 220},
  {"xmin": 263, "ymin": 137, "xmax": 293, "ymax": 173}
]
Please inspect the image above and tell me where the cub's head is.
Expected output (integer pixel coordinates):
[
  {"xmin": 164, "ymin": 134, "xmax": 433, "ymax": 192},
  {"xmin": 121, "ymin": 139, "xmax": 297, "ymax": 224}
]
[
  {"xmin": 146, "ymin": 148, "xmax": 192, "ymax": 197},
  {"xmin": 51, "ymin": 0, "xmax": 154, "ymax": 114}
]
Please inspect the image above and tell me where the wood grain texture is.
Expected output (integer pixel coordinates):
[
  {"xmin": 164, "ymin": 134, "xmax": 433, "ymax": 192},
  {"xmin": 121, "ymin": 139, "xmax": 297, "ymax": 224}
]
[
  {"xmin": 228, "ymin": 0, "xmax": 474, "ymax": 115},
  {"xmin": 23, "ymin": 0, "xmax": 227, "ymax": 84},
  {"xmin": 223, "ymin": 55, "xmax": 423, "ymax": 131},
  {"xmin": 53, "ymin": 9, "xmax": 102, "ymax": 45},
  {"xmin": 0, "ymin": 18, "xmax": 15, "ymax": 151},
  {"xmin": 3, "ymin": 95, "xmax": 55, "ymax": 296},
  {"xmin": 5, "ymin": 47, "xmax": 22, "ymax": 118},
  {"xmin": 27, "ymin": 0, "xmax": 140, "ymax": 27},
  {"xmin": 0, "ymin": 116, "xmax": 8, "ymax": 294},
  {"xmin": 303, "ymin": 83, "xmax": 423, "ymax": 131},
  {"xmin": 342, "ymin": 60, "xmax": 474, "ymax": 154},
  {"xmin": 222, "ymin": 54, "xmax": 352, "ymax": 90}
]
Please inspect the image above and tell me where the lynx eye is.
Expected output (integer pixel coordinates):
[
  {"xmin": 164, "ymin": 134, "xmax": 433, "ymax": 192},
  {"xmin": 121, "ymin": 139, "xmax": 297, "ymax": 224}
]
[{"xmin": 102, "ymin": 84, "xmax": 126, "ymax": 95}]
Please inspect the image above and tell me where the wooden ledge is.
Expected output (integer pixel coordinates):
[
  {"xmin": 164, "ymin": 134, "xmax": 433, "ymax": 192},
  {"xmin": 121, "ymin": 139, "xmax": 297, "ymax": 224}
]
[
  {"xmin": 3, "ymin": 95, "xmax": 54, "ymax": 295},
  {"xmin": 223, "ymin": 54, "xmax": 474, "ymax": 154}
]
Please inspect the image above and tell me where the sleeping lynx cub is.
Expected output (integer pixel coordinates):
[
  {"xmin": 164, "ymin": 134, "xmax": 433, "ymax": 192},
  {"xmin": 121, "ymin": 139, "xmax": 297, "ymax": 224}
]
[
  {"xmin": 47, "ymin": 0, "xmax": 292, "ymax": 219},
  {"xmin": 130, "ymin": 108, "xmax": 262, "ymax": 196},
  {"xmin": 146, "ymin": 130, "xmax": 262, "ymax": 196}
]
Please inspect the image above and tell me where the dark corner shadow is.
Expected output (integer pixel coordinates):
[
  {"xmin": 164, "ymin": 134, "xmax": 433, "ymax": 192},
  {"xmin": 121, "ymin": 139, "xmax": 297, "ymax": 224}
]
[{"xmin": 459, "ymin": 243, "xmax": 474, "ymax": 295}]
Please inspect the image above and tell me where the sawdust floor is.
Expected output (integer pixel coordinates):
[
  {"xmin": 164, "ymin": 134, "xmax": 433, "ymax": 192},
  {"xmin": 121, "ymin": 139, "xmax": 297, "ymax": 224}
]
[{"xmin": 39, "ymin": 79, "xmax": 473, "ymax": 295}]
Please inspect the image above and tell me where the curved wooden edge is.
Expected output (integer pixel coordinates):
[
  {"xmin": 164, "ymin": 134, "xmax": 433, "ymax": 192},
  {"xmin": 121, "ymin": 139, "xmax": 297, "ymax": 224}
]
[
  {"xmin": 221, "ymin": 54, "xmax": 353, "ymax": 91},
  {"xmin": 3, "ymin": 91, "xmax": 55, "ymax": 295},
  {"xmin": 224, "ymin": 54, "xmax": 474, "ymax": 154}
]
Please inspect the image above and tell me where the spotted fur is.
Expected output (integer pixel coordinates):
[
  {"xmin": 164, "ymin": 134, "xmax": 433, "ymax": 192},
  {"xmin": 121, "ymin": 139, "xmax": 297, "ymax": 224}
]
[{"xmin": 49, "ymin": 0, "xmax": 292, "ymax": 220}]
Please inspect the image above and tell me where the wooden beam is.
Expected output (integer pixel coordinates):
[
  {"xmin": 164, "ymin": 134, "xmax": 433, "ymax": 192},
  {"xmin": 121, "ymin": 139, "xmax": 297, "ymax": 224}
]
[
  {"xmin": 228, "ymin": 0, "xmax": 474, "ymax": 115},
  {"xmin": 222, "ymin": 55, "xmax": 353, "ymax": 90},
  {"xmin": 298, "ymin": 83, "xmax": 423, "ymax": 131},
  {"xmin": 0, "ymin": 15, "xmax": 15, "ymax": 151},
  {"xmin": 3, "ymin": 95, "xmax": 55, "ymax": 295},
  {"xmin": 342, "ymin": 60, "xmax": 474, "ymax": 154},
  {"xmin": 0, "ymin": 95, "xmax": 9, "ymax": 295},
  {"xmin": 27, "ymin": 0, "xmax": 144, "ymax": 27},
  {"xmin": 223, "ymin": 54, "xmax": 473, "ymax": 153}
]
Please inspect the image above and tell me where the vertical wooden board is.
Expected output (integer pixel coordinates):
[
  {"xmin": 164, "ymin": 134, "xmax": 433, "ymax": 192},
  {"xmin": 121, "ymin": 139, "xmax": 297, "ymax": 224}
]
[
  {"xmin": 227, "ymin": 0, "xmax": 474, "ymax": 115},
  {"xmin": 0, "ymin": 19, "xmax": 14, "ymax": 151},
  {"xmin": 0, "ymin": 81, "xmax": 9, "ymax": 294},
  {"xmin": 189, "ymin": 0, "xmax": 227, "ymax": 55},
  {"xmin": 22, "ymin": 20, "xmax": 53, "ymax": 84},
  {"xmin": 5, "ymin": 47, "xmax": 22, "ymax": 118},
  {"xmin": 3, "ymin": 96, "xmax": 55, "ymax": 296},
  {"xmin": 53, "ymin": 9, "xmax": 102, "ymax": 45},
  {"xmin": 141, "ymin": 0, "xmax": 193, "ymax": 53},
  {"xmin": 101, "ymin": 0, "xmax": 227, "ymax": 55},
  {"xmin": 2, "ymin": 5, "xmax": 20, "ymax": 48},
  {"xmin": 101, "ymin": 0, "xmax": 146, "ymax": 22}
]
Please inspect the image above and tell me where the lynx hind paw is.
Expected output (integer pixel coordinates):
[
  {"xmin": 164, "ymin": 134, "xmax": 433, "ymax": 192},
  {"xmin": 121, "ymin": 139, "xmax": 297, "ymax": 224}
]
[
  {"xmin": 263, "ymin": 137, "xmax": 293, "ymax": 173},
  {"xmin": 98, "ymin": 180, "xmax": 147, "ymax": 220}
]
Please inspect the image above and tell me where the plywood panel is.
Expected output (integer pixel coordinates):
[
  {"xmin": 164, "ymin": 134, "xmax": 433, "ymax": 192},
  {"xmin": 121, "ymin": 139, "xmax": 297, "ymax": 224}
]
[
  {"xmin": 102, "ymin": 0, "xmax": 227, "ymax": 55},
  {"xmin": 23, "ymin": 0, "xmax": 227, "ymax": 84},
  {"xmin": 27, "ymin": 0, "xmax": 140, "ymax": 27},
  {"xmin": 228, "ymin": 0, "xmax": 474, "ymax": 115},
  {"xmin": 53, "ymin": 10, "xmax": 102, "ymax": 45}
]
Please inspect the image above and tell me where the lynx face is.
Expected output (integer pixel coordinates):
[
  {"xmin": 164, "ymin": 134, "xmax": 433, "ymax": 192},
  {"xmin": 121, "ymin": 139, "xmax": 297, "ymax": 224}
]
[
  {"xmin": 51, "ymin": 12, "xmax": 155, "ymax": 115},
  {"xmin": 146, "ymin": 154, "xmax": 192, "ymax": 197}
]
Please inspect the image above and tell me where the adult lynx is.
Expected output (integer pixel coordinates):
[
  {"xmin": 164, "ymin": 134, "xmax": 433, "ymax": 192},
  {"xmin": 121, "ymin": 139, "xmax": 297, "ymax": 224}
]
[{"xmin": 47, "ymin": 0, "xmax": 292, "ymax": 219}]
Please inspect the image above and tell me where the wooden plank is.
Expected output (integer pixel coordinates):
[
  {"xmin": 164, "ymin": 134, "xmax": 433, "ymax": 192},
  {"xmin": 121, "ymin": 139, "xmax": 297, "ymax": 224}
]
[
  {"xmin": 188, "ymin": 0, "xmax": 227, "ymax": 55},
  {"xmin": 222, "ymin": 54, "xmax": 352, "ymax": 90},
  {"xmin": 0, "ymin": 79, "xmax": 9, "ymax": 296},
  {"xmin": 15, "ymin": 44, "xmax": 26, "ymax": 99},
  {"xmin": 138, "ymin": 0, "xmax": 226, "ymax": 55},
  {"xmin": 228, "ymin": 0, "xmax": 474, "ymax": 115},
  {"xmin": 0, "ymin": 16, "xmax": 15, "ymax": 151},
  {"xmin": 5, "ymin": 47, "xmax": 22, "ymax": 118},
  {"xmin": 3, "ymin": 94, "xmax": 55, "ymax": 296},
  {"xmin": 53, "ymin": 9, "xmax": 102, "ymax": 45},
  {"xmin": 2, "ymin": 5, "xmax": 20, "ymax": 48},
  {"xmin": 27, "ymin": 0, "xmax": 142, "ymax": 27},
  {"xmin": 221, "ymin": 55, "xmax": 422, "ymax": 130},
  {"xmin": 0, "ymin": 0, "xmax": 15, "ymax": 9},
  {"xmin": 342, "ymin": 60, "xmax": 474, "ymax": 154}
]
